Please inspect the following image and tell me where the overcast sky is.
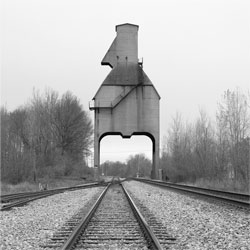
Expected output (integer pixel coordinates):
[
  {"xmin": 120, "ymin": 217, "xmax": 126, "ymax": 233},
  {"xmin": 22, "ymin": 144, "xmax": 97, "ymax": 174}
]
[{"xmin": 1, "ymin": 0, "xmax": 250, "ymax": 164}]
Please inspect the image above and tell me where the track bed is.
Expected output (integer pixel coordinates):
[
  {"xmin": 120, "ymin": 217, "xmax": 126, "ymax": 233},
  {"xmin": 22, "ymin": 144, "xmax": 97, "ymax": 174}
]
[{"xmin": 43, "ymin": 183, "xmax": 174, "ymax": 249}]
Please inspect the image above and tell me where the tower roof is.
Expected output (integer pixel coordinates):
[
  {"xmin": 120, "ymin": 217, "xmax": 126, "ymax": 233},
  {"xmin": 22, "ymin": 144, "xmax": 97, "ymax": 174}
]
[
  {"xmin": 101, "ymin": 63, "xmax": 152, "ymax": 86},
  {"xmin": 115, "ymin": 23, "xmax": 139, "ymax": 31}
]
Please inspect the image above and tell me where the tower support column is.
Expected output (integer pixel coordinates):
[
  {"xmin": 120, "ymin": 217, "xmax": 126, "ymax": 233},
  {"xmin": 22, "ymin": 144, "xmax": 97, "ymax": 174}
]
[{"xmin": 94, "ymin": 112, "xmax": 100, "ymax": 180}]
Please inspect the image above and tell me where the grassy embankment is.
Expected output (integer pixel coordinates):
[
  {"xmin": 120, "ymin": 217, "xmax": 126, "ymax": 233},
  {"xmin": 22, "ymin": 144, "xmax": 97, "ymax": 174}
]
[
  {"xmin": 2, "ymin": 176, "xmax": 249, "ymax": 195},
  {"xmin": 0, "ymin": 176, "xmax": 95, "ymax": 195},
  {"xmin": 186, "ymin": 178, "xmax": 249, "ymax": 194}
]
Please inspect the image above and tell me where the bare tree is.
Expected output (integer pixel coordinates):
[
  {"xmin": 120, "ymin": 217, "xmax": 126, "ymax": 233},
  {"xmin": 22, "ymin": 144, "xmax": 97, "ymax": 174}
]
[
  {"xmin": 126, "ymin": 154, "xmax": 151, "ymax": 177},
  {"xmin": 165, "ymin": 113, "xmax": 195, "ymax": 181},
  {"xmin": 1, "ymin": 88, "xmax": 93, "ymax": 183},
  {"xmin": 194, "ymin": 109, "xmax": 216, "ymax": 178},
  {"xmin": 1, "ymin": 107, "xmax": 32, "ymax": 183},
  {"xmin": 160, "ymin": 89, "xmax": 249, "ymax": 191},
  {"xmin": 1, "ymin": 107, "xmax": 10, "ymax": 180},
  {"xmin": 52, "ymin": 91, "xmax": 93, "ymax": 158},
  {"xmin": 217, "ymin": 89, "xmax": 250, "ymax": 182}
]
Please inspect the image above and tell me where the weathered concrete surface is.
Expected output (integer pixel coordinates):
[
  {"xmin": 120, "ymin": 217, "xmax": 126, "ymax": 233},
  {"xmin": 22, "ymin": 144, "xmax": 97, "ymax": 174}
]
[
  {"xmin": 90, "ymin": 23, "xmax": 161, "ymax": 179},
  {"xmin": 102, "ymin": 24, "xmax": 138, "ymax": 68}
]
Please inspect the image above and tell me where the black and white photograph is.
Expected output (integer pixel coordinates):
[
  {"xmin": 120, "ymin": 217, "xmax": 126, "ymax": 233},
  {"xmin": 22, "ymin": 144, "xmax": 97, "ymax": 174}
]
[{"xmin": 1, "ymin": 0, "xmax": 250, "ymax": 249}]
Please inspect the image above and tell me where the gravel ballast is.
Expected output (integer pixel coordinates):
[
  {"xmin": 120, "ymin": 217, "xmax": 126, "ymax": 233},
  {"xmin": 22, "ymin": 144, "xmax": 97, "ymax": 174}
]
[
  {"xmin": 0, "ymin": 186, "xmax": 104, "ymax": 250},
  {"xmin": 124, "ymin": 180, "xmax": 250, "ymax": 250}
]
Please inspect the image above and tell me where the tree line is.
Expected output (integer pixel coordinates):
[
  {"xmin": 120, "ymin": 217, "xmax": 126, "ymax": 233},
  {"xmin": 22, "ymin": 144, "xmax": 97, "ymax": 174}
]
[
  {"xmin": 100, "ymin": 154, "xmax": 152, "ymax": 178},
  {"xmin": 160, "ymin": 89, "xmax": 249, "ymax": 190},
  {"xmin": 1, "ymin": 88, "xmax": 249, "ymax": 190},
  {"xmin": 1, "ymin": 89, "xmax": 93, "ymax": 184}
]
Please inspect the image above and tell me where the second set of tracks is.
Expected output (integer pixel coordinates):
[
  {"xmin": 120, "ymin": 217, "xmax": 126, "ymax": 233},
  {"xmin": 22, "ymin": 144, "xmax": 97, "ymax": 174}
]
[
  {"xmin": 0, "ymin": 182, "xmax": 102, "ymax": 211},
  {"xmin": 42, "ymin": 181, "xmax": 175, "ymax": 250},
  {"xmin": 134, "ymin": 178, "xmax": 250, "ymax": 209}
]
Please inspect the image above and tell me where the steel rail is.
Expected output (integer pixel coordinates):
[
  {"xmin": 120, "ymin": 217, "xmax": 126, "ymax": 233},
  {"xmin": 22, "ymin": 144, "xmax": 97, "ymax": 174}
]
[
  {"xmin": 121, "ymin": 183, "xmax": 164, "ymax": 250},
  {"xmin": 1, "ymin": 182, "xmax": 101, "ymax": 203},
  {"xmin": 146, "ymin": 179, "xmax": 249, "ymax": 200},
  {"xmin": 1, "ymin": 182, "xmax": 100, "ymax": 202},
  {"xmin": 60, "ymin": 184, "xmax": 110, "ymax": 250},
  {"xmin": 60, "ymin": 182, "xmax": 164, "ymax": 250},
  {"xmin": 1, "ymin": 182, "xmax": 105, "ymax": 211},
  {"xmin": 134, "ymin": 178, "xmax": 250, "ymax": 209},
  {"xmin": 1, "ymin": 193, "xmax": 56, "ymax": 211},
  {"xmin": 1, "ymin": 190, "xmax": 62, "ymax": 203}
]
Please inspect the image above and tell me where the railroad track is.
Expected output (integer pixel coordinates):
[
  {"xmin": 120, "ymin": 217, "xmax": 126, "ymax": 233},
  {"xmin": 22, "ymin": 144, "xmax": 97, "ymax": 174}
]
[
  {"xmin": 42, "ymin": 181, "xmax": 175, "ymax": 249},
  {"xmin": 0, "ymin": 182, "xmax": 103, "ymax": 211},
  {"xmin": 134, "ymin": 178, "xmax": 250, "ymax": 209}
]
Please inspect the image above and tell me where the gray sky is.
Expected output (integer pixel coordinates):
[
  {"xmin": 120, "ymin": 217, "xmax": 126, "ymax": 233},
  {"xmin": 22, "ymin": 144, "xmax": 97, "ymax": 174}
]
[{"xmin": 2, "ymin": 0, "xmax": 250, "ymax": 164}]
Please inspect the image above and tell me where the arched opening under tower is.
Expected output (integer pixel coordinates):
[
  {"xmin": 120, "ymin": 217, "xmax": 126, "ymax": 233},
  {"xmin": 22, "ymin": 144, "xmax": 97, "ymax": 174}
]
[{"xmin": 99, "ymin": 134, "xmax": 153, "ymax": 178}]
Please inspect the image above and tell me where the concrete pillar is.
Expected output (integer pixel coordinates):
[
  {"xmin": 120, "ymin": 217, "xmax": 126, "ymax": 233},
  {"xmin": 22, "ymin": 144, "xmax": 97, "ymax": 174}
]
[
  {"xmin": 151, "ymin": 135, "xmax": 160, "ymax": 179},
  {"xmin": 94, "ymin": 111, "xmax": 100, "ymax": 181},
  {"xmin": 93, "ymin": 136, "xmax": 99, "ymax": 168}
]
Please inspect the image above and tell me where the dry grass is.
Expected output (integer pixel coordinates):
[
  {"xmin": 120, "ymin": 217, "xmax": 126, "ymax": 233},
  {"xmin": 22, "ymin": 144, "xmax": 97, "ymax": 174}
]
[
  {"xmin": 1, "ymin": 181, "xmax": 39, "ymax": 195},
  {"xmin": 0, "ymin": 176, "xmax": 95, "ymax": 195},
  {"xmin": 185, "ymin": 178, "xmax": 249, "ymax": 194}
]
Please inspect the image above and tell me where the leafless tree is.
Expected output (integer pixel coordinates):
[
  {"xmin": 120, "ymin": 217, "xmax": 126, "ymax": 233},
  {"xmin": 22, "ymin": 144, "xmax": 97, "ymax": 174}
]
[
  {"xmin": 216, "ymin": 88, "xmax": 250, "ymax": 182},
  {"xmin": 1, "ymin": 88, "xmax": 93, "ymax": 183},
  {"xmin": 52, "ymin": 91, "xmax": 93, "ymax": 158},
  {"xmin": 194, "ymin": 109, "xmax": 216, "ymax": 178}
]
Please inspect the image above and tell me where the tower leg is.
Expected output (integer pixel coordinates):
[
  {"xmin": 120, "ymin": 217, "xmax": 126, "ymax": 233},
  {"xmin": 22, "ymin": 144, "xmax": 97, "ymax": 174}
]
[
  {"xmin": 151, "ymin": 135, "xmax": 161, "ymax": 180},
  {"xmin": 94, "ymin": 133, "xmax": 100, "ymax": 181}
]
